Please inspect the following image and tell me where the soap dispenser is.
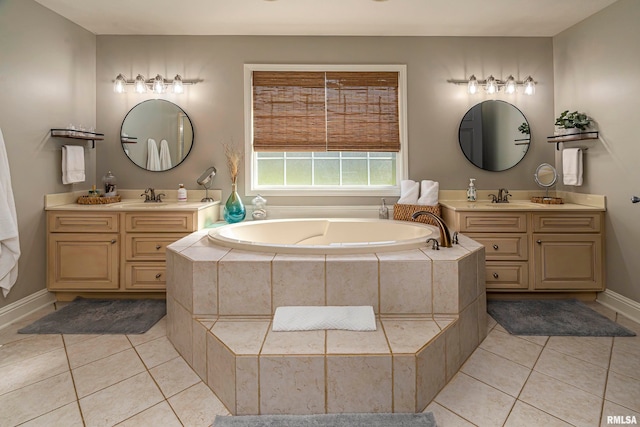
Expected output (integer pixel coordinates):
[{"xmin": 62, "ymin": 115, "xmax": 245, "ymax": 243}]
[
  {"xmin": 379, "ymin": 198, "xmax": 389, "ymax": 219},
  {"xmin": 467, "ymin": 178, "xmax": 477, "ymax": 202}
]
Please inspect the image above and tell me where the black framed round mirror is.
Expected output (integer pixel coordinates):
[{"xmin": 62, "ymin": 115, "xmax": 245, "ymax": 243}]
[
  {"xmin": 120, "ymin": 99, "xmax": 194, "ymax": 171},
  {"xmin": 458, "ymin": 100, "xmax": 530, "ymax": 172}
]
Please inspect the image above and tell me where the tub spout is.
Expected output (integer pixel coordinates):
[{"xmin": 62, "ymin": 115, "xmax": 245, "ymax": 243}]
[{"xmin": 411, "ymin": 211, "xmax": 453, "ymax": 248}]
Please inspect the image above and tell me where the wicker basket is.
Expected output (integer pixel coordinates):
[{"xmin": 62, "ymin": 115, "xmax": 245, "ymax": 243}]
[
  {"xmin": 393, "ymin": 203, "xmax": 441, "ymax": 226},
  {"xmin": 77, "ymin": 195, "xmax": 122, "ymax": 205},
  {"xmin": 530, "ymin": 196, "xmax": 564, "ymax": 204}
]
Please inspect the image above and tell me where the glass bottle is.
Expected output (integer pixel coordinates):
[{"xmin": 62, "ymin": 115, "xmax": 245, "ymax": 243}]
[
  {"xmin": 102, "ymin": 171, "xmax": 117, "ymax": 197},
  {"xmin": 252, "ymin": 194, "xmax": 267, "ymax": 220},
  {"xmin": 223, "ymin": 183, "xmax": 246, "ymax": 223},
  {"xmin": 379, "ymin": 198, "xmax": 389, "ymax": 219}
]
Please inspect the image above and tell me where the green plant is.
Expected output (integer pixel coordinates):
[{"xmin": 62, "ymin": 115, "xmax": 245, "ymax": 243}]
[
  {"xmin": 554, "ymin": 110, "xmax": 591, "ymax": 130},
  {"xmin": 518, "ymin": 122, "xmax": 530, "ymax": 135}
]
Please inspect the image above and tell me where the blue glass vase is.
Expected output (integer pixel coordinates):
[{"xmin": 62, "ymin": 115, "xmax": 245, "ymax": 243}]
[{"xmin": 223, "ymin": 183, "xmax": 246, "ymax": 223}]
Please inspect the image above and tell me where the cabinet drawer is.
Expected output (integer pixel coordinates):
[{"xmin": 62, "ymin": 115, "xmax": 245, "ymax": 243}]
[
  {"xmin": 485, "ymin": 262, "xmax": 529, "ymax": 290},
  {"xmin": 125, "ymin": 212, "xmax": 195, "ymax": 233},
  {"xmin": 48, "ymin": 212, "xmax": 119, "ymax": 233},
  {"xmin": 125, "ymin": 233, "xmax": 188, "ymax": 261},
  {"xmin": 458, "ymin": 212, "xmax": 528, "ymax": 233},
  {"xmin": 124, "ymin": 262, "xmax": 166, "ymax": 290},
  {"xmin": 532, "ymin": 213, "xmax": 602, "ymax": 233},
  {"xmin": 467, "ymin": 233, "xmax": 528, "ymax": 261}
]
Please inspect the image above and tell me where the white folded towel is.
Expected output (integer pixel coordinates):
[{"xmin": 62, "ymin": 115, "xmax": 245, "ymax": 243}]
[
  {"xmin": 562, "ymin": 148, "xmax": 583, "ymax": 186},
  {"xmin": 0, "ymin": 128, "xmax": 20, "ymax": 297},
  {"xmin": 159, "ymin": 139, "xmax": 172, "ymax": 170},
  {"xmin": 272, "ymin": 306, "xmax": 376, "ymax": 331},
  {"xmin": 417, "ymin": 180, "xmax": 439, "ymax": 206},
  {"xmin": 146, "ymin": 138, "xmax": 161, "ymax": 171},
  {"xmin": 61, "ymin": 145, "xmax": 85, "ymax": 184},
  {"xmin": 397, "ymin": 179, "xmax": 419, "ymax": 204}
]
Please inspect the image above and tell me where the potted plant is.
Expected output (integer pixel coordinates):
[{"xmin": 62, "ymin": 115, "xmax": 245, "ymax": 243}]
[
  {"xmin": 554, "ymin": 110, "xmax": 591, "ymax": 136},
  {"xmin": 518, "ymin": 122, "xmax": 530, "ymax": 135}
]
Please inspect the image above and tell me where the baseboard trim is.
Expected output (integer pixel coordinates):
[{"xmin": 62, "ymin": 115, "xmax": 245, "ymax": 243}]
[
  {"xmin": 597, "ymin": 289, "xmax": 640, "ymax": 324},
  {"xmin": 0, "ymin": 290, "xmax": 56, "ymax": 330}
]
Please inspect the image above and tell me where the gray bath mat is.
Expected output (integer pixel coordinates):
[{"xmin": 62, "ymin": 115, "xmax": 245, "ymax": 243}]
[
  {"xmin": 487, "ymin": 299, "xmax": 636, "ymax": 337},
  {"xmin": 18, "ymin": 298, "xmax": 166, "ymax": 334},
  {"xmin": 213, "ymin": 412, "xmax": 437, "ymax": 427}
]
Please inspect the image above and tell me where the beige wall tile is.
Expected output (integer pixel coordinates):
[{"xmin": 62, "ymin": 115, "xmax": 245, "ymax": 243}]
[
  {"xmin": 477, "ymin": 293, "xmax": 488, "ymax": 343},
  {"xmin": 326, "ymin": 355, "xmax": 392, "ymax": 413},
  {"xmin": 260, "ymin": 356, "xmax": 325, "ymax": 414},
  {"xmin": 458, "ymin": 299, "xmax": 479, "ymax": 362},
  {"xmin": 444, "ymin": 320, "xmax": 462, "ymax": 382},
  {"xmin": 236, "ymin": 356, "xmax": 259, "ymax": 415},
  {"xmin": 219, "ymin": 255, "xmax": 272, "ymax": 316},
  {"xmin": 432, "ymin": 261, "xmax": 459, "ymax": 314},
  {"xmin": 382, "ymin": 319, "xmax": 441, "ymax": 354},
  {"xmin": 379, "ymin": 258, "xmax": 432, "ymax": 314},
  {"xmin": 416, "ymin": 333, "xmax": 446, "ymax": 410},
  {"xmin": 326, "ymin": 321, "xmax": 390, "ymax": 354},
  {"xmin": 206, "ymin": 333, "xmax": 236, "ymax": 413},
  {"xmin": 261, "ymin": 329, "xmax": 325, "ymax": 355},
  {"xmin": 166, "ymin": 296, "xmax": 193, "ymax": 365},
  {"xmin": 192, "ymin": 319, "xmax": 208, "ymax": 381},
  {"xmin": 192, "ymin": 260, "xmax": 218, "ymax": 316},
  {"xmin": 168, "ymin": 251, "xmax": 194, "ymax": 312},
  {"xmin": 272, "ymin": 254, "xmax": 325, "ymax": 310},
  {"xmin": 458, "ymin": 252, "xmax": 478, "ymax": 310},
  {"xmin": 210, "ymin": 320, "xmax": 270, "ymax": 355},
  {"xmin": 326, "ymin": 255, "xmax": 379, "ymax": 311},
  {"xmin": 393, "ymin": 355, "xmax": 416, "ymax": 413}
]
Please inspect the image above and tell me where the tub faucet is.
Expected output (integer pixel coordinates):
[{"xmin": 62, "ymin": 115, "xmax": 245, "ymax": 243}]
[
  {"xmin": 426, "ymin": 238, "xmax": 440, "ymax": 250},
  {"xmin": 411, "ymin": 211, "xmax": 453, "ymax": 248}
]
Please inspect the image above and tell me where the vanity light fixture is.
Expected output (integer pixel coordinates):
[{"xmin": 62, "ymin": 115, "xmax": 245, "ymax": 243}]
[
  {"xmin": 113, "ymin": 74, "xmax": 200, "ymax": 94},
  {"xmin": 448, "ymin": 75, "xmax": 536, "ymax": 95}
]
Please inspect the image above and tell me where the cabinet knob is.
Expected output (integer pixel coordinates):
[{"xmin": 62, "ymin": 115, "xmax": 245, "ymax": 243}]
[
  {"xmin": 156, "ymin": 245, "xmax": 162, "ymax": 250},
  {"xmin": 155, "ymin": 273, "xmax": 162, "ymax": 279},
  {"xmin": 492, "ymin": 244, "xmax": 499, "ymax": 250},
  {"xmin": 536, "ymin": 240, "xmax": 542, "ymax": 244},
  {"xmin": 493, "ymin": 272, "xmax": 499, "ymax": 279},
  {"xmin": 110, "ymin": 239, "xmax": 116, "ymax": 244}
]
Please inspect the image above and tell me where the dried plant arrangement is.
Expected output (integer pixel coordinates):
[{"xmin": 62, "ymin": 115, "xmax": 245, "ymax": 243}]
[{"xmin": 223, "ymin": 140, "xmax": 243, "ymax": 184}]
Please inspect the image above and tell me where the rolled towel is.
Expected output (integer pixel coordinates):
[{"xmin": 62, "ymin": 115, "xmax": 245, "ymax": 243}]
[
  {"xmin": 61, "ymin": 145, "xmax": 85, "ymax": 184},
  {"xmin": 562, "ymin": 148, "xmax": 583, "ymax": 186},
  {"xmin": 272, "ymin": 306, "xmax": 376, "ymax": 331},
  {"xmin": 397, "ymin": 179, "xmax": 419, "ymax": 204},
  {"xmin": 417, "ymin": 180, "xmax": 439, "ymax": 206}
]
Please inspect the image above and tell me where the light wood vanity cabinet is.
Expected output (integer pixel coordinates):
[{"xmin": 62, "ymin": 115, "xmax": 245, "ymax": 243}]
[
  {"xmin": 442, "ymin": 207, "xmax": 605, "ymax": 293},
  {"xmin": 47, "ymin": 209, "xmax": 206, "ymax": 297}
]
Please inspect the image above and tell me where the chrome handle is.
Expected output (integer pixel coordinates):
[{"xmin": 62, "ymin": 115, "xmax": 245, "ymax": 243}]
[
  {"xmin": 156, "ymin": 245, "xmax": 162, "ymax": 250},
  {"xmin": 536, "ymin": 240, "xmax": 542, "ymax": 244},
  {"xmin": 492, "ymin": 244, "xmax": 499, "ymax": 250},
  {"xmin": 632, "ymin": 196, "xmax": 640, "ymax": 203},
  {"xmin": 110, "ymin": 239, "xmax": 116, "ymax": 244},
  {"xmin": 493, "ymin": 272, "xmax": 499, "ymax": 279},
  {"xmin": 155, "ymin": 273, "xmax": 162, "ymax": 279}
]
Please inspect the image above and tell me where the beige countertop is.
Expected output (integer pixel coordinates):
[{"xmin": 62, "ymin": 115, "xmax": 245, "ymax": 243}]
[{"xmin": 437, "ymin": 190, "xmax": 606, "ymax": 212}]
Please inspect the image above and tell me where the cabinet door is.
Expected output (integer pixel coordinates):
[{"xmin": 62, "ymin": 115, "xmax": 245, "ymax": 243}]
[
  {"xmin": 533, "ymin": 234, "xmax": 603, "ymax": 290},
  {"xmin": 48, "ymin": 233, "xmax": 119, "ymax": 290},
  {"xmin": 485, "ymin": 261, "xmax": 529, "ymax": 290},
  {"xmin": 124, "ymin": 262, "xmax": 166, "ymax": 290}
]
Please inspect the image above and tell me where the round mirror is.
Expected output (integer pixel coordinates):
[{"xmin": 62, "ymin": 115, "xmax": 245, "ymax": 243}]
[
  {"xmin": 120, "ymin": 99, "xmax": 194, "ymax": 171},
  {"xmin": 458, "ymin": 100, "xmax": 530, "ymax": 172},
  {"xmin": 534, "ymin": 163, "xmax": 558, "ymax": 188}
]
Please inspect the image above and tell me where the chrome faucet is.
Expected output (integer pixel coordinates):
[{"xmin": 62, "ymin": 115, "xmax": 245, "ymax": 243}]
[
  {"xmin": 411, "ymin": 211, "xmax": 453, "ymax": 248},
  {"xmin": 141, "ymin": 188, "xmax": 165, "ymax": 203}
]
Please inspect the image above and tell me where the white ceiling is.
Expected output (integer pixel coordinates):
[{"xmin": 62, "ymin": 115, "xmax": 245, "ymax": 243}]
[{"xmin": 34, "ymin": 0, "xmax": 618, "ymax": 37}]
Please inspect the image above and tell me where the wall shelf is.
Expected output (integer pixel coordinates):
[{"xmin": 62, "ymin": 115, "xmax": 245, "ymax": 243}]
[
  {"xmin": 547, "ymin": 131, "xmax": 598, "ymax": 151},
  {"xmin": 51, "ymin": 128, "xmax": 104, "ymax": 148}
]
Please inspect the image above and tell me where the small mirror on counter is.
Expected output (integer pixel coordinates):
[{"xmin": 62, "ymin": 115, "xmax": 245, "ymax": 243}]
[
  {"xmin": 120, "ymin": 99, "xmax": 194, "ymax": 171},
  {"xmin": 458, "ymin": 100, "xmax": 530, "ymax": 172},
  {"xmin": 534, "ymin": 163, "xmax": 558, "ymax": 200}
]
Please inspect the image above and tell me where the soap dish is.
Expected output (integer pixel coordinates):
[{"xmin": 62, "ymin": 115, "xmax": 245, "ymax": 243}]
[
  {"xmin": 77, "ymin": 195, "xmax": 122, "ymax": 205},
  {"xmin": 530, "ymin": 196, "xmax": 564, "ymax": 204}
]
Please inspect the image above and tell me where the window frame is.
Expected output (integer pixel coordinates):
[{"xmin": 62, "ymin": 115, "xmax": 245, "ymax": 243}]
[{"xmin": 243, "ymin": 64, "xmax": 408, "ymax": 197}]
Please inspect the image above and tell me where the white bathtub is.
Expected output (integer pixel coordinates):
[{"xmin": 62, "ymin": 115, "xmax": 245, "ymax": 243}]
[{"xmin": 207, "ymin": 218, "xmax": 434, "ymax": 254}]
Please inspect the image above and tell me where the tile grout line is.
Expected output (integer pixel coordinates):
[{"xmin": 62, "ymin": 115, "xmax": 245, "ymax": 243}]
[{"xmin": 64, "ymin": 333, "xmax": 87, "ymax": 427}]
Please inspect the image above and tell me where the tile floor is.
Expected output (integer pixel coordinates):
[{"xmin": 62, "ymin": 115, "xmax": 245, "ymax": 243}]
[{"xmin": 0, "ymin": 301, "xmax": 639, "ymax": 426}]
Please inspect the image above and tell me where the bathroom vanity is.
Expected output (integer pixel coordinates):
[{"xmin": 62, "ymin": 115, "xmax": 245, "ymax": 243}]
[
  {"xmin": 441, "ymin": 192, "xmax": 605, "ymax": 295},
  {"xmin": 45, "ymin": 191, "xmax": 219, "ymax": 300}
]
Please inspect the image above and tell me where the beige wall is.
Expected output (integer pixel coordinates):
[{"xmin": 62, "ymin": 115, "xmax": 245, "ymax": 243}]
[
  {"xmin": 554, "ymin": 0, "xmax": 640, "ymax": 303},
  {"xmin": 0, "ymin": 0, "xmax": 96, "ymax": 308},
  {"xmin": 96, "ymin": 36, "xmax": 555, "ymax": 206}
]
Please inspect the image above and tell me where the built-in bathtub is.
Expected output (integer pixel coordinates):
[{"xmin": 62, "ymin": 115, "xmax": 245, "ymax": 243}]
[
  {"xmin": 208, "ymin": 218, "xmax": 435, "ymax": 254},
  {"xmin": 166, "ymin": 218, "xmax": 487, "ymax": 415}
]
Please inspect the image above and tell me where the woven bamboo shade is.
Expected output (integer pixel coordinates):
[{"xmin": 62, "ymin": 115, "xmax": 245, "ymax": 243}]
[{"xmin": 252, "ymin": 71, "xmax": 400, "ymax": 153}]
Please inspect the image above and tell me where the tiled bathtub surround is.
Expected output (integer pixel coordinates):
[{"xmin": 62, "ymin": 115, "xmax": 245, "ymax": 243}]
[{"xmin": 166, "ymin": 229, "xmax": 486, "ymax": 415}]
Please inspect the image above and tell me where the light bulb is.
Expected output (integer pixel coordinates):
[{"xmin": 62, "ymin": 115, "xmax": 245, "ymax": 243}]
[
  {"xmin": 134, "ymin": 74, "xmax": 147, "ymax": 94},
  {"xmin": 152, "ymin": 74, "xmax": 165, "ymax": 94},
  {"xmin": 504, "ymin": 75, "xmax": 516, "ymax": 94},
  {"xmin": 113, "ymin": 74, "xmax": 127, "ymax": 93},
  {"xmin": 172, "ymin": 74, "xmax": 184, "ymax": 94},
  {"xmin": 467, "ymin": 75, "xmax": 478, "ymax": 95},
  {"xmin": 485, "ymin": 75, "xmax": 497, "ymax": 94},
  {"xmin": 523, "ymin": 76, "xmax": 535, "ymax": 95}
]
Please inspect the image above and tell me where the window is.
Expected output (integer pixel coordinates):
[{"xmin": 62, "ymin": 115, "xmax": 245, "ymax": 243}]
[{"xmin": 244, "ymin": 64, "xmax": 407, "ymax": 196}]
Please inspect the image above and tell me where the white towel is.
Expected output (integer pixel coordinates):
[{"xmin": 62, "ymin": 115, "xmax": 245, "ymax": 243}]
[
  {"xmin": 562, "ymin": 148, "xmax": 583, "ymax": 186},
  {"xmin": 272, "ymin": 306, "xmax": 377, "ymax": 331},
  {"xmin": 146, "ymin": 138, "xmax": 161, "ymax": 171},
  {"xmin": 159, "ymin": 139, "xmax": 172, "ymax": 170},
  {"xmin": 417, "ymin": 180, "xmax": 439, "ymax": 206},
  {"xmin": 0, "ymin": 128, "xmax": 20, "ymax": 297},
  {"xmin": 61, "ymin": 145, "xmax": 85, "ymax": 184},
  {"xmin": 397, "ymin": 180, "xmax": 419, "ymax": 204}
]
